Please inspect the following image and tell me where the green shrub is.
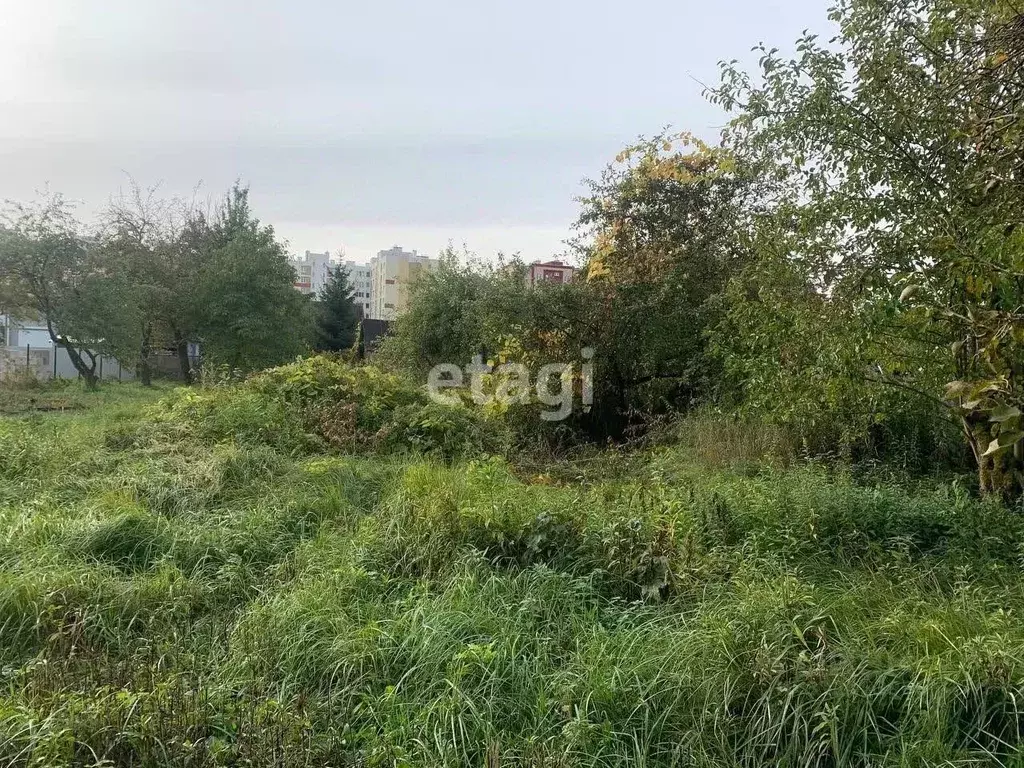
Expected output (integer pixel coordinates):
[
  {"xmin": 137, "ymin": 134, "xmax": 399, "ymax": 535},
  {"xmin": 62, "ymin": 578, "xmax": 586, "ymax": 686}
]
[
  {"xmin": 151, "ymin": 357, "xmax": 501, "ymax": 461},
  {"xmin": 153, "ymin": 385, "xmax": 312, "ymax": 453},
  {"xmin": 382, "ymin": 401, "xmax": 505, "ymax": 459},
  {"xmin": 249, "ymin": 355, "xmax": 421, "ymax": 412}
]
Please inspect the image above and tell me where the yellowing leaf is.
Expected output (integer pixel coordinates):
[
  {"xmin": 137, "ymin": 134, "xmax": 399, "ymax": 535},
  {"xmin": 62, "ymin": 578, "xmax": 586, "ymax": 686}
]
[
  {"xmin": 899, "ymin": 284, "xmax": 919, "ymax": 302},
  {"xmin": 982, "ymin": 430, "xmax": 1024, "ymax": 457}
]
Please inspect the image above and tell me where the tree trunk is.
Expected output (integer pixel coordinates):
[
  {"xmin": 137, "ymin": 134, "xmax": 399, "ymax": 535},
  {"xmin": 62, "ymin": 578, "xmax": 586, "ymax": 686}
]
[
  {"xmin": 175, "ymin": 336, "xmax": 194, "ymax": 385},
  {"xmin": 66, "ymin": 344, "xmax": 99, "ymax": 390},
  {"xmin": 965, "ymin": 416, "xmax": 1024, "ymax": 503},
  {"xmin": 138, "ymin": 324, "xmax": 153, "ymax": 387},
  {"xmin": 46, "ymin": 319, "xmax": 98, "ymax": 390},
  {"xmin": 351, "ymin": 323, "xmax": 365, "ymax": 362}
]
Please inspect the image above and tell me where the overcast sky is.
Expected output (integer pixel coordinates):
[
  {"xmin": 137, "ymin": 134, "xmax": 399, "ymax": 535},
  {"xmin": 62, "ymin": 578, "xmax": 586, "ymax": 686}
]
[{"xmin": 0, "ymin": 0, "xmax": 834, "ymax": 264}]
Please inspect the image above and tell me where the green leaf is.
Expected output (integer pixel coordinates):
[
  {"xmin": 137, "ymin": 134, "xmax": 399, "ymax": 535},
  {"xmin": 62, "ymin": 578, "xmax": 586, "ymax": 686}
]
[
  {"xmin": 982, "ymin": 431, "xmax": 1024, "ymax": 457},
  {"xmin": 989, "ymin": 405, "xmax": 1021, "ymax": 423}
]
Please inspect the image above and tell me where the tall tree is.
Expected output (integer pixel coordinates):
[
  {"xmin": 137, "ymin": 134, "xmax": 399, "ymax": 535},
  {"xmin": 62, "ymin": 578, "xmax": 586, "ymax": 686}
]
[
  {"xmin": 314, "ymin": 264, "xmax": 361, "ymax": 352},
  {"xmin": 192, "ymin": 184, "xmax": 312, "ymax": 373},
  {"xmin": 571, "ymin": 133, "xmax": 754, "ymax": 435},
  {"xmin": 0, "ymin": 195, "xmax": 120, "ymax": 389},
  {"xmin": 163, "ymin": 200, "xmax": 214, "ymax": 384},
  {"xmin": 101, "ymin": 181, "xmax": 186, "ymax": 386},
  {"xmin": 712, "ymin": 0, "xmax": 1024, "ymax": 497}
]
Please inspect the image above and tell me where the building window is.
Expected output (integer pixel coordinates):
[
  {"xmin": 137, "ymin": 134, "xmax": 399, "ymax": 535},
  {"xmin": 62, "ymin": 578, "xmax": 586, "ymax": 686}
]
[
  {"xmin": 542, "ymin": 269, "xmax": 565, "ymax": 283},
  {"xmin": 385, "ymin": 279, "xmax": 395, "ymax": 285}
]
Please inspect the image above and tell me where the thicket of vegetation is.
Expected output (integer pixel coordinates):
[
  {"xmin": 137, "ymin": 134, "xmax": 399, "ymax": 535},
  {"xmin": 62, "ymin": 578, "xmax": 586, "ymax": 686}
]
[
  {"xmin": 3, "ymin": 363, "xmax": 1024, "ymax": 766},
  {"xmin": 4, "ymin": 1, "xmax": 1024, "ymax": 765},
  {"xmin": 383, "ymin": 0, "xmax": 1024, "ymax": 503}
]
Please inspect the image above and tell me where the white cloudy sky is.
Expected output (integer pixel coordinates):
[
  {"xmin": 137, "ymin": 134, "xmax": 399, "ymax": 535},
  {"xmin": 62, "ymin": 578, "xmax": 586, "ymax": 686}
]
[{"xmin": 0, "ymin": 0, "xmax": 834, "ymax": 263}]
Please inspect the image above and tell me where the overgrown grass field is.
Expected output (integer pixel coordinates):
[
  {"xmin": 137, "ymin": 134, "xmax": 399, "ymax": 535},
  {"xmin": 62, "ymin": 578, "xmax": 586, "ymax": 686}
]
[{"xmin": 2, "ymin": 362, "xmax": 1024, "ymax": 766}]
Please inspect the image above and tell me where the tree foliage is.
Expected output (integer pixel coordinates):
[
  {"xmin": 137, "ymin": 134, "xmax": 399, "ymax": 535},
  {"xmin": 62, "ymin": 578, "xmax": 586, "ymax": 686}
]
[
  {"xmin": 380, "ymin": 3, "xmax": 1024, "ymax": 498},
  {"xmin": 572, "ymin": 133, "xmax": 753, "ymax": 429},
  {"xmin": 100, "ymin": 181, "xmax": 189, "ymax": 385},
  {"xmin": 0, "ymin": 183, "xmax": 311, "ymax": 386},
  {"xmin": 314, "ymin": 264, "xmax": 361, "ymax": 353},
  {"xmin": 710, "ymin": 0, "xmax": 1024, "ymax": 496},
  {"xmin": 379, "ymin": 247, "xmax": 533, "ymax": 374},
  {"xmin": 191, "ymin": 185, "xmax": 312, "ymax": 373},
  {"xmin": 0, "ymin": 195, "xmax": 121, "ymax": 388},
  {"xmin": 384, "ymin": 135, "xmax": 753, "ymax": 442}
]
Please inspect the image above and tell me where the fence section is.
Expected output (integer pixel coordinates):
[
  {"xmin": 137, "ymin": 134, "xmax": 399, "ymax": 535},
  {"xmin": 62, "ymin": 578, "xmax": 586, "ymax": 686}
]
[{"xmin": 0, "ymin": 346, "xmax": 136, "ymax": 382}]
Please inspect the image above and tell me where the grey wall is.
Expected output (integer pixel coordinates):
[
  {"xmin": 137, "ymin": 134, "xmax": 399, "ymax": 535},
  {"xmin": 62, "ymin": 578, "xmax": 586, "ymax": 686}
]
[{"xmin": 0, "ymin": 345, "xmax": 135, "ymax": 382}]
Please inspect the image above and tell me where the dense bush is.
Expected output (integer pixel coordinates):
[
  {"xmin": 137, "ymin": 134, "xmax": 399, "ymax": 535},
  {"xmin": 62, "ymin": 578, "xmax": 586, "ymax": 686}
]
[
  {"xmin": 708, "ymin": 0, "xmax": 1024, "ymax": 498},
  {"xmin": 380, "ymin": 145, "xmax": 752, "ymax": 445},
  {"xmin": 373, "ymin": 0, "xmax": 1024, "ymax": 500},
  {"xmin": 150, "ymin": 355, "xmax": 506, "ymax": 460}
]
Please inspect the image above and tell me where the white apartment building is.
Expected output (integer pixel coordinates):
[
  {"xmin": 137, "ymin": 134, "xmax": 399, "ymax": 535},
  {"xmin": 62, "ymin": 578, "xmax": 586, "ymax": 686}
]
[
  {"xmin": 290, "ymin": 250, "xmax": 334, "ymax": 296},
  {"xmin": 369, "ymin": 246, "xmax": 440, "ymax": 320},
  {"xmin": 342, "ymin": 261, "xmax": 372, "ymax": 317},
  {"xmin": 290, "ymin": 250, "xmax": 374, "ymax": 315}
]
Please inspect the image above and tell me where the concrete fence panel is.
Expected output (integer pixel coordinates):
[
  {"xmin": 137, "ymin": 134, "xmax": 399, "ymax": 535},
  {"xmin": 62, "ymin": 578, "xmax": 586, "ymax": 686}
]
[{"xmin": 0, "ymin": 346, "xmax": 136, "ymax": 382}]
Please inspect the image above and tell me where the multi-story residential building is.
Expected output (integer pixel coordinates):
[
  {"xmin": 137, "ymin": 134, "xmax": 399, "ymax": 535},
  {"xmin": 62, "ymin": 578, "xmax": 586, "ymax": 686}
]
[
  {"xmin": 290, "ymin": 252, "xmax": 373, "ymax": 317},
  {"xmin": 369, "ymin": 246, "xmax": 440, "ymax": 320},
  {"xmin": 525, "ymin": 260, "xmax": 576, "ymax": 288},
  {"xmin": 290, "ymin": 250, "xmax": 334, "ymax": 296},
  {"xmin": 342, "ymin": 261, "xmax": 372, "ymax": 318}
]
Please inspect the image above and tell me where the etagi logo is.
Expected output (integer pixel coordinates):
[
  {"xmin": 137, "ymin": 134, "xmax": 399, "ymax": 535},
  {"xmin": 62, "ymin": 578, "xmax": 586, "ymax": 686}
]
[{"xmin": 427, "ymin": 348, "xmax": 594, "ymax": 422}]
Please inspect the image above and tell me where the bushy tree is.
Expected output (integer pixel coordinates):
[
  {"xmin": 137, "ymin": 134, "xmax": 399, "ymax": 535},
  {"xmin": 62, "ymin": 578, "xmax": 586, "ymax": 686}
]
[
  {"xmin": 712, "ymin": 0, "xmax": 1024, "ymax": 496},
  {"xmin": 193, "ymin": 185, "xmax": 312, "ymax": 373},
  {"xmin": 569, "ymin": 133, "xmax": 754, "ymax": 435},
  {"xmin": 1, "ymin": 183, "xmax": 312, "ymax": 387},
  {"xmin": 100, "ymin": 182, "xmax": 312, "ymax": 383},
  {"xmin": 0, "ymin": 195, "xmax": 126, "ymax": 388},
  {"xmin": 384, "ymin": 136, "xmax": 754, "ymax": 442},
  {"xmin": 100, "ymin": 181, "xmax": 189, "ymax": 385},
  {"xmin": 379, "ymin": 247, "xmax": 533, "ymax": 373}
]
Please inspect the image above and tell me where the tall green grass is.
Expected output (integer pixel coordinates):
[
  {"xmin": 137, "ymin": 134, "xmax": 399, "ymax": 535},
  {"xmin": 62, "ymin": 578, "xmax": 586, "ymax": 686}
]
[{"xmin": 1, "ymin": 364, "xmax": 1022, "ymax": 765}]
